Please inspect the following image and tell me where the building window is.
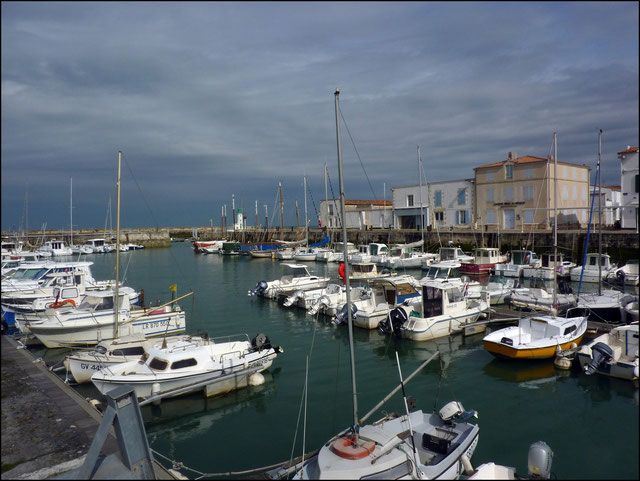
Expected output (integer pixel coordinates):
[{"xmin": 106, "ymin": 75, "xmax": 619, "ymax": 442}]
[
  {"xmin": 505, "ymin": 164, "xmax": 513, "ymax": 179},
  {"xmin": 523, "ymin": 185, "xmax": 534, "ymax": 201},
  {"xmin": 504, "ymin": 186, "xmax": 513, "ymax": 202},
  {"xmin": 434, "ymin": 211, "xmax": 444, "ymax": 223},
  {"xmin": 524, "ymin": 209, "xmax": 535, "ymax": 224},
  {"xmin": 636, "ymin": 174, "xmax": 639, "ymax": 193},
  {"xmin": 457, "ymin": 210, "xmax": 468, "ymax": 225},
  {"xmin": 486, "ymin": 171, "xmax": 495, "ymax": 182},
  {"xmin": 457, "ymin": 188, "xmax": 466, "ymax": 206},
  {"xmin": 486, "ymin": 209, "xmax": 497, "ymax": 224},
  {"xmin": 434, "ymin": 190, "xmax": 442, "ymax": 207},
  {"xmin": 487, "ymin": 187, "xmax": 494, "ymax": 203},
  {"xmin": 525, "ymin": 167, "xmax": 534, "ymax": 179},
  {"xmin": 407, "ymin": 195, "xmax": 414, "ymax": 207},
  {"xmin": 328, "ymin": 204, "xmax": 334, "ymax": 215}
]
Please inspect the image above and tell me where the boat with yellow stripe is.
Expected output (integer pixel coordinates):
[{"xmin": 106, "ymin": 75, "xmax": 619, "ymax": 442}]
[{"xmin": 482, "ymin": 312, "xmax": 587, "ymax": 360}]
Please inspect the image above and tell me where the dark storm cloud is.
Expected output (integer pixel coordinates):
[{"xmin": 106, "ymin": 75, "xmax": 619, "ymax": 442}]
[{"xmin": 2, "ymin": 2, "xmax": 638, "ymax": 229}]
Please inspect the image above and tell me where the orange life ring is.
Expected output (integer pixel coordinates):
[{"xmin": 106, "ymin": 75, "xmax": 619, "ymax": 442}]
[
  {"xmin": 48, "ymin": 299, "xmax": 76, "ymax": 309},
  {"xmin": 329, "ymin": 436, "xmax": 375, "ymax": 460}
]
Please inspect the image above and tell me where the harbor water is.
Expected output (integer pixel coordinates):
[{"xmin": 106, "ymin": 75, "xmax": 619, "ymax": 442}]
[{"xmin": 30, "ymin": 242, "xmax": 639, "ymax": 479}]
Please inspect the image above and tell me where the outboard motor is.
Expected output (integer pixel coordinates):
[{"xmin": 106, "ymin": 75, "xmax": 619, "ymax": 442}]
[
  {"xmin": 616, "ymin": 269, "xmax": 626, "ymax": 284},
  {"xmin": 309, "ymin": 295, "xmax": 330, "ymax": 316},
  {"xmin": 333, "ymin": 303, "xmax": 358, "ymax": 326},
  {"xmin": 438, "ymin": 401, "xmax": 478, "ymax": 425},
  {"xmin": 379, "ymin": 307, "xmax": 407, "ymax": 337},
  {"xmin": 527, "ymin": 441, "xmax": 554, "ymax": 479},
  {"xmin": 249, "ymin": 280, "xmax": 269, "ymax": 297},
  {"xmin": 251, "ymin": 333, "xmax": 272, "ymax": 351},
  {"xmin": 283, "ymin": 290, "xmax": 303, "ymax": 307},
  {"xmin": 584, "ymin": 342, "xmax": 614, "ymax": 375}
]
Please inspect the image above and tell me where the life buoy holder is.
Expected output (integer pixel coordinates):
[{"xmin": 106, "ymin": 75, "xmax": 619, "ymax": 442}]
[
  {"xmin": 330, "ymin": 436, "xmax": 375, "ymax": 460},
  {"xmin": 48, "ymin": 299, "xmax": 76, "ymax": 309}
]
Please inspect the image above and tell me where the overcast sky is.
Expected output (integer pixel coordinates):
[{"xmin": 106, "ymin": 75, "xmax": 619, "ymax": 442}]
[{"xmin": 2, "ymin": 1, "xmax": 638, "ymax": 230}]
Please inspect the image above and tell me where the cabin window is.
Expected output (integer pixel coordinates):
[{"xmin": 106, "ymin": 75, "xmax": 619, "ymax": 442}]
[
  {"xmin": 589, "ymin": 257, "xmax": 597, "ymax": 266},
  {"xmin": 448, "ymin": 289, "xmax": 464, "ymax": 303},
  {"xmin": 149, "ymin": 357, "xmax": 168, "ymax": 370},
  {"xmin": 171, "ymin": 358, "xmax": 198, "ymax": 369},
  {"xmin": 138, "ymin": 352, "xmax": 149, "ymax": 364},
  {"xmin": 112, "ymin": 347, "xmax": 145, "ymax": 356},
  {"xmin": 563, "ymin": 325, "xmax": 577, "ymax": 336},
  {"xmin": 61, "ymin": 288, "xmax": 78, "ymax": 299},
  {"xmin": 96, "ymin": 297, "xmax": 115, "ymax": 311},
  {"xmin": 422, "ymin": 286, "xmax": 443, "ymax": 318}
]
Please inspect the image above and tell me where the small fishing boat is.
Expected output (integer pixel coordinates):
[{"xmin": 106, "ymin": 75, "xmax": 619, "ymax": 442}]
[
  {"xmin": 349, "ymin": 261, "xmax": 392, "ymax": 280},
  {"xmin": 576, "ymin": 322, "xmax": 639, "ymax": 381},
  {"xmin": 522, "ymin": 252, "xmax": 576, "ymax": 280},
  {"xmin": 91, "ymin": 333, "xmax": 282, "ymax": 402},
  {"xmin": 37, "ymin": 239, "xmax": 73, "ymax": 257},
  {"xmin": 482, "ymin": 311, "xmax": 587, "ymax": 359},
  {"xmin": 282, "ymin": 283, "xmax": 344, "ymax": 310},
  {"xmin": 480, "ymin": 275, "xmax": 526, "ymax": 305},
  {"xmin": 379, "ymin": 278, "xmax": 490, "ymax": 341},
  {"xmin": 493, "ymin": 250, "xmax": 541, "ymax": 278},
  {"xmin": 606, "ymin": 259, "xmax": 640, "ymax": 287},
  {"xmin": 192, "ymin": 240, "xmax": 225, "ymax": 253},
  {"xmin": 249, "ymin": 249, "xmax": 274, "ymax": 258},
  {"xmin": 460, "ymin": 248, "xmax": 507, "ymax": 275},
  {"xmin": 348, "ymin": 243, "xmax": 389, "ymax": 264},
  {"xmin": 249, "ymin": 263, "xmax": 330, "ymax": 299},
  {"xmin": 307, "ymin": 285, "xmax": 371, "ymax": 317},
  {"xmin": 569, "ymin": 253, "xmax": 616, "ymax": 283},
  {"xmin": 575, "ymin": 290, "xmax": 637, "ymax": 325},
  {"xmin": 506, "ymin": 283, "xmax": 576, "ymax": 315}
]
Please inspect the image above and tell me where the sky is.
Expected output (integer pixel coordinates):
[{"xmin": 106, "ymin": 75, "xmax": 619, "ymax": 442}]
[{"xmin": 2, "ymin": 1, "xmax": 638, "ymax": 230}]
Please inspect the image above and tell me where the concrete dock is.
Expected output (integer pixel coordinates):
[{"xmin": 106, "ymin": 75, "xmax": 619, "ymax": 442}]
[{"xmin": 0, "ymin": 335, "xmax": 175, "ymax": 480}]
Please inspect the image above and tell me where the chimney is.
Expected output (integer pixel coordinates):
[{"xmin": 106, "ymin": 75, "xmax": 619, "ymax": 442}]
[{"xmin": 507, "ymin": 151, "xmax": 517, "ymax": 161}]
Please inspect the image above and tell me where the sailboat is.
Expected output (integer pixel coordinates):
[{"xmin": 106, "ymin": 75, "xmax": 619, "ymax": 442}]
[
  {"xmin": 286, "ymin": 90, "xmax": 480, "ymax": 480},
  {"xmin": 294, "ymin": 176, "xmax": 317, "ymax": 262},
  {"xmin": 27, "ymin": 152, "xmax": 189, "ymax": 348},
  {"xmin": 483, "ymin": 132, "xmax": 587, "ymax": 359}
]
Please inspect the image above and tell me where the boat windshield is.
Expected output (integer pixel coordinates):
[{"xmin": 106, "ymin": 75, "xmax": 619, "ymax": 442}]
[
  {"xmin": 440, "ymin": 248, "xmax": 456, "ymax": 261},
  {"xmin": 9, "ymin": 268, "xmax": 49, "ymax": 280},
  {"xmin": 511, "ymin": 251, "xmax": 532, "ymax": 265}
]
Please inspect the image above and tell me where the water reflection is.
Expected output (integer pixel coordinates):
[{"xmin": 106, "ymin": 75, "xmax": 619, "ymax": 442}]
[
  {"xmin": 483, "ymin": 358, "xmax": 566, "ymax": 384},
  {"xmin": 574, "ymin": 369, "xmax": 638, "ymax": 405}
]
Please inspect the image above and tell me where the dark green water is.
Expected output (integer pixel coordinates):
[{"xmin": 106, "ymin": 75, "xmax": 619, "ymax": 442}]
[{"xmin": 33, "ymin": 243, "xmax": 639, "ymax": 479}]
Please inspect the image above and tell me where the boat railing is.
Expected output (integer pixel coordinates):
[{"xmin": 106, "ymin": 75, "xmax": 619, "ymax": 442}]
[
  {"xmin": 208, "ymin": 333, "xmax": 250, "ymax": 344},
  {"xmin": 218, "ymin": 349, "xmax": 246, "ymax": 365}
]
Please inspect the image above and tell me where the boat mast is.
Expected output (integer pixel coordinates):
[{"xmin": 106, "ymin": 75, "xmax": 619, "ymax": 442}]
[
  {"xmin": 597, "ymin": 129, "xmax": 602, "ymax": 297},
  {"xmin": 70, "ymin": 177, "xmax": 73, "ymax": 247},
  {"xmin": 553, "ymin": 132, "xmax": 558, "ymax": 314},
  {"xmin": 114, "ymin": 151, "xmax": 122, "ymax": 339},
  {"xmin": 418, "ymin": 145, "xmax": 425, "ymax": 252},
  {"xmin": 334, "ymin": 89, "xmax": 359, "ymax": 435},
  {"xmin": 279, "ymin": 181, "xmax": 284, "ymax": 230},
  {"xmin": 324, "ymin": 162, "xmax": 329, "ymax": 234},
  {"xmin": 303, "ymin": 175, "xmax": 309, "ymax": 247}
]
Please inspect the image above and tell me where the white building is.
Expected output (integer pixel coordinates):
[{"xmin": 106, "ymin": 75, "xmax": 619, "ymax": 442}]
[
  {"xmin": 392, "ymin": 179, "xmax": 475, "ymax": 229},
  {"xmin": 619, "ymin": 146, "xmax": 639, "ymax": 231},
  {"xmin": 319, "ymin": 199, "xmax": 393, "ymax": 229},
  {"xmin": 589, "ymin": 185, "xmax": 622, "ymax": 227}
]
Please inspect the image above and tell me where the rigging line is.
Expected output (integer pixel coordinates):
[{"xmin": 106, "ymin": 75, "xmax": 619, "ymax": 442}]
[
  {"xmin": 326, "ymin": 168, "xmax": 343, "ymax": 229},
  {"xmin": 338, "ymin": 108, "xmax": 379, "ymax": 200},
  {"xmin": 121, "ymin": 156, "xmax": 194, "ymax": 295},
  {"xmin": 306, "ymin": 181, "xmax": 321, "ymax": 226},
  {"xmin": 526, "ymin": 137, "xmax": 555, "ymax": 248}
]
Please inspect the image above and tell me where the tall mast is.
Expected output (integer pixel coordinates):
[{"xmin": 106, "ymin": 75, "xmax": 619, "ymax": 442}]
[
  {"xmin": 279, "ymin": 181, "xmax": 284, "ymax": 230},
  {"xmin": 70, "ymin": 177, "xmax": 73, "ymax": 247},
  {"xmin": 418, "ymin": 146, "xmax": 425, "ymax": 251},
  {"xmin": 597, "ymin": 129, "xmax": 603, "ymax": 297},
  {"xmin": 303, "ymin": 175, "xmax": 309, "ymax": 247},
  {"xmin": 324, "ymin": 162, "xmax": 329, "ymax": 231},
  {"xmin": 335, "ymin": 89, "xmax": 359, "ymax": 434},
  {"xmin": 552, "ymin": 132, "xmax": 558, "ymax": 313},
  {"xmin": 114, "ymin": 151, "xmax": 122, "ymax": 339}
]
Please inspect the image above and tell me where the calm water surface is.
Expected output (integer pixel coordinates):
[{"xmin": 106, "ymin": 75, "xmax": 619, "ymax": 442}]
[{"xmin": 33, "ymin": 243, "xmax": 639, "ymax": 479}]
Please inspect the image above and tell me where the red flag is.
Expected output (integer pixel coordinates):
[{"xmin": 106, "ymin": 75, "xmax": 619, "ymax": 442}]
[{"xmin": 338, "ymin": 262, "xmax": 346, "ymax": 285}]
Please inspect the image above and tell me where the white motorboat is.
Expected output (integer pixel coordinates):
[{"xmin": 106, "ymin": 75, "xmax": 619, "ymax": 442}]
[
  {"xmin": 421, "ymin": 261, "xmax": 462, "ymax": 280},
  {"xmin": 432, "ymin": 246, "xmax": 474, "ymax": 266},
  {"xmin": 36, "ymin": 239, "xmax": 73, "ymax": 257},
  {"xmin": 84, "ymin": 238, "xmax": 110, "ymax": 254},
  {"xmin": 307, "ymin": 285, "xmax": 371, "ymax": 317},
  {"xmin": 249, "ymin": 263, "xmax": 331, "ymax": 299},
  {"xmin": 493, "ymin": 250, "xmax": 541, "ymax": 278},
  {"xmin": 293, "ymin": 248, "xmax": 318, "ymax": 262},
  {"xmin": 465, "ymin": 441, "xmax": 555, "ymax": 480},
  {"xmin": 460, "ymin": 248, "xmax": 507, "ymax": 275},
  {"xmin": 383, "ymin": 242, "xmax": 438, "ymax": 269},
  {"xmin": 606, "ymin": 259, "xmax": 640, "ymax": 287},
  {"xmin": 193, "ymin": 240, "xmax": 225, "ymax": 253},
  {"xmin": 275, "ymin": 248, "xmax": 296, "ymax": 260},
  {"xmin": 91, "ymin": 333, "xmax": 282, "ymax": 401},
  {"xmin": 63, "ymin": 332, "xmax": 198, "ymax": 384},
  {"xmin": 334, "ymin": 275, "xmax": 421, "ymax": 329},
  {"xmin": 522, "ymin": 252, "xmax": 576, "ymax": 280},
  {"xmin": 287, "ymin": 89, "xmax": 479, "ymax": 481},
  {"xmin": 576, "ymin": 322, "xmax": 639, "ymax": 381},
  {"xmin": 316, "ymin": 242, "xmax": 358, "ymax": 263},
  {"xmin": 379, "ymin": 278, "xmax": 490, "ymax": 341},
  {"xmin": 282, "ymin": 283, "xmax": 344, "ymax": 310},
  {"xmin": 349, "ymin": 261, "xmax": 392, "ymax": 280},
  {"xmin": 25, "ymin": 290, "xmax": 187, "ymax": 348},
  {"xmin": 506, "ymin": 282, "xmax": 577, "ymax": 315},
  {"xmin": 576, "ymin": 289, "xmax": 637, "ymax": 325},
  {"xmin": 481, "ymin": 276, "xmax": 527, "ymax": 305},
  {"xmin": 348, "ymin": 243, "xmax": 389, "ymax": 264},
  {"xmin": 483, "ymin": 311, "xmax": 587, "ymax": 359},
  {"xmin": 570, "ymin": 253, "xmax": 616, "ymax": 283},
  {"xmin": 624, "ymin": 301, "xmax": 639, "ymax": 323}
]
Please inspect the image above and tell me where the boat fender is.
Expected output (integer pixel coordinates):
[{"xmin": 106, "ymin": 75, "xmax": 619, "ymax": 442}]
[{"xmin": 460, "ymin": 453, "xmax": 474, "ymax": 475}]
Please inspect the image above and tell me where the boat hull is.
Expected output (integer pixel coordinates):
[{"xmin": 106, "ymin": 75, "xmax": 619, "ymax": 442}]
[{"xmin": 483, "ymin": 335, "xmax": 584, "ymax": 359}]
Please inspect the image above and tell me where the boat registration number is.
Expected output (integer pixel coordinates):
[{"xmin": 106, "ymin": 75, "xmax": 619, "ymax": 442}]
[{"xmin": 80, "ymin": 363, "xmax": 106, "ymax": 371}]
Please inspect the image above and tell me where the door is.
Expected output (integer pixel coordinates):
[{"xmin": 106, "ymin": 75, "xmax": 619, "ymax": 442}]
[{"xmin": 503, "ymin": 209, "xmax": 515, "ymax": 229}]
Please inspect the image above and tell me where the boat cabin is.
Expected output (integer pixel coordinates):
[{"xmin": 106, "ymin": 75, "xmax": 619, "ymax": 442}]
[
  {"xmin": 280, "ymin": 263, "xmax": 313, "ymax": 281},
  {"xmin": 366, "ymin": 243, "xmax": 388, "ymax": 256},
  {"xmin": 472, "ymin": 248, "xmax": 503, "ymax": 264},
  {"xmin": 76, "ymin": 290, "xmax": 131, "ymax": 312},
  {"xmin": 423, "ymin": 262, "xmax": 461, "ymax": 280},
  {"xmin": 368, "ymin": 276, "xmax": 420, "ymax": 305},
  {"xmin": 508, "ymin": 250, "xmax": 539, "ymax": 266},
  {"xmin": 540, "ymin": 252, "xmax": 566, "ymax": 267},
  {"xmin": 417, "ymin": 281, "xmax": 467, "ymax": 318},
  {"xmin": 584, "ymin": 253, "xmax": 612, "ymax": 270},
  {"xmin": 350, "ymin": 262, "xmax": 380, "ymax": 278},
  {"xmin": 85, "ymin": 238, "xmax": 108, "ymax": 252},
  {"xmin": 438, "ymin": 247, "xmax": 470, "ymax": 262}
]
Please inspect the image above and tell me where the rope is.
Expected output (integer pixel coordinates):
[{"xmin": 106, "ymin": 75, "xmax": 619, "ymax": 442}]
[{"xmin": 339, "ymin": 108, "xmax": 378, "ymax": 200}]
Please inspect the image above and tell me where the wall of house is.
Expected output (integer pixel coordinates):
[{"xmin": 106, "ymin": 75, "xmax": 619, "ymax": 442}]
[{"xmin": 620, "ymin": 152, "xmax": 639, "ymax": 230}]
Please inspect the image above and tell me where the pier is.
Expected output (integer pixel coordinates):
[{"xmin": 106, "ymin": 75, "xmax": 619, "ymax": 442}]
[{"xmin": 0, "ymin": 335, "xmax": 176, "ymax": 479}]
